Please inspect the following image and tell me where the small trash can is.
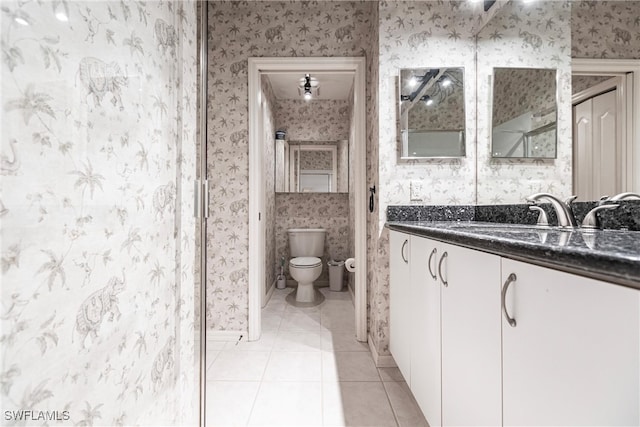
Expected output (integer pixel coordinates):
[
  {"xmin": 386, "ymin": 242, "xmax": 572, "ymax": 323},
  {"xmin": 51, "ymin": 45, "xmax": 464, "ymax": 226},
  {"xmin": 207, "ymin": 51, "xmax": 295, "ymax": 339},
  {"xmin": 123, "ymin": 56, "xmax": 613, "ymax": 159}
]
[{"xmin": 328, "ymin": 260, "xmax": 345, "ymax": 291}]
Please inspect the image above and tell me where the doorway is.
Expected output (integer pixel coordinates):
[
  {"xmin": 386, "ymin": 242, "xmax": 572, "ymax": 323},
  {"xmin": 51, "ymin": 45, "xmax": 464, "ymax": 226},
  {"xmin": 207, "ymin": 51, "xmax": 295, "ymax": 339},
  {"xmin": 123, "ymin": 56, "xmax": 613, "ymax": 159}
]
[
  {"xmin": 247, "ymin": 57, "xmax": 367, "ymax": 342},
  {"xmin": 572, "ymin": 59, "xmax": 640, "ymax": 199}
]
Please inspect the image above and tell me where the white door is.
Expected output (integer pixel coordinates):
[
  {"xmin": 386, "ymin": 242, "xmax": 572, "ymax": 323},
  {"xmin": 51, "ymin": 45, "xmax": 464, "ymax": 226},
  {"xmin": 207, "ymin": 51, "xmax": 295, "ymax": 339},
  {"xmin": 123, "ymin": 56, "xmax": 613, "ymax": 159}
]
[
  {"xmin": 501, "ymin": 259, "xmax": 640, "ymax": 426},
  {"xmin": 410, "ymin": 236, "xmax": 442, "ymax": 427},
  {"xmin": 389, "ymin": 231, "xmax": 412, "ymax": 383},
  {"xmin": 440, "ymin": 242, "xmax": 502, "ymax": 427},
  {"xmin": 574, "ymin": 89, "xmax": 619, "ymax": 200}
]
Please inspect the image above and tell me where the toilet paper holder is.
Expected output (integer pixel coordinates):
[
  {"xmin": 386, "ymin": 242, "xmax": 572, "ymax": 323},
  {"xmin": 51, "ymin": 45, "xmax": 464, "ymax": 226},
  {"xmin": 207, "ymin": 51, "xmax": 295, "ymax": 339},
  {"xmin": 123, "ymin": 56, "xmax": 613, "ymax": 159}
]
[{"xmin": 345, "ymin": 258, "xmax": 356, "ymax": 272}]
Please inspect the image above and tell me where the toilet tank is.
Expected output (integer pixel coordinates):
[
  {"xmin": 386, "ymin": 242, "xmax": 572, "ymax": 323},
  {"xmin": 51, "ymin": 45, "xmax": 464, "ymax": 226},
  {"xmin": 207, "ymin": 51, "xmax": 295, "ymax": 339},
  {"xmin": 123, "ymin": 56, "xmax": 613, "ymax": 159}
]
[{"xmin": 288, "ymin": 228, "xmax": 326, "ymax": 257}]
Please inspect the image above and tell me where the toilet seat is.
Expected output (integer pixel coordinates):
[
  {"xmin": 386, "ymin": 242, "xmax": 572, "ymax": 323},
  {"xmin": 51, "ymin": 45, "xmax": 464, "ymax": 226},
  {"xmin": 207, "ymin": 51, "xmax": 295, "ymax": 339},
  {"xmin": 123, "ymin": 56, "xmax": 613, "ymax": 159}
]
[{"xmin": 290, "ymin": 256, "xmax": 322, "ymax": 268}]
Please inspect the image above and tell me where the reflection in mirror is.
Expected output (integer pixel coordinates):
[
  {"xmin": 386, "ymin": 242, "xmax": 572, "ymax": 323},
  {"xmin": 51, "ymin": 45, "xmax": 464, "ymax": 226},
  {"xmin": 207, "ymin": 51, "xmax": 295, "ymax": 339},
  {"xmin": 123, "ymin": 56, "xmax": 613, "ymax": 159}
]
[
  {"xmin": 491, "ymin": 67, "xmax": 557, "ymax": 159},
  {"xmin": 276, "ymin": 141, "xmax": 347, "ymax": 193},
  {"xmin": 571, "ymin": 70, "xmax": 634, "ymax": 201},
  {"xmin": 398, "ymin": 67, "xmax": 466, "ymax": 158}
]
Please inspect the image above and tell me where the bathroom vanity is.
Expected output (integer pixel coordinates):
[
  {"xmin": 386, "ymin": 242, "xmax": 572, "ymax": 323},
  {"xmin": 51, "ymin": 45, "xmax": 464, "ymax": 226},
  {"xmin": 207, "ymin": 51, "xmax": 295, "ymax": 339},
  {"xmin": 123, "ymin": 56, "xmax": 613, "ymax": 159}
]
[{"xmin": 386, "ymin": 220, "xmax": 640, "ymax": 426}]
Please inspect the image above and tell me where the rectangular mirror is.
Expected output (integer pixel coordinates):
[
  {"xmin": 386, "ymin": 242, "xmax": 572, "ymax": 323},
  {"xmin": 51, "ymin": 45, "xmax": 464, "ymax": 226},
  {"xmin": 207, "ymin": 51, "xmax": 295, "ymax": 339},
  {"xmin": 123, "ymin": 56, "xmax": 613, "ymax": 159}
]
[
  {"xmin": 398, "ymin": 67, "xmax": 466, "ymax": 159},
  {"xmin": 276, "ymin": 141, "xmax": 347, "ymax": 193},
  {"xmin": 491, "ymin": 67, "xmax": 558, "ymax": 159}
]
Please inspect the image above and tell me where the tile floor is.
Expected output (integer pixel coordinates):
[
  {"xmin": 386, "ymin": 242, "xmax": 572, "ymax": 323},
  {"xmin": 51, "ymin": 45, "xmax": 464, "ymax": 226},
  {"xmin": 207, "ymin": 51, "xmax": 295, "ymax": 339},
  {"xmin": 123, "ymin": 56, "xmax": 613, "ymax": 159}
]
[{"xmin": 206, "ymin": 287, "xmax": 429, "ymax": 427}]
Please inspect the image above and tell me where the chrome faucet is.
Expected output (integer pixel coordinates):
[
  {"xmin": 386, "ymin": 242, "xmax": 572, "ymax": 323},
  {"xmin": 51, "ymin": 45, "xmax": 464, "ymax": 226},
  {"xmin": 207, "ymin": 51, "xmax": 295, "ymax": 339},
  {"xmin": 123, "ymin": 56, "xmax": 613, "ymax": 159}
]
[
  {"xmin": 581, "ymin": 203, "xmax": 619, "ymax": 229},
  {"xmin": 607, "ymin": 192, "xmax": 640, "ymax": 201},
  {"xmin": 525, "ymin": 193, "xmax": 578, "ymax": 228}
]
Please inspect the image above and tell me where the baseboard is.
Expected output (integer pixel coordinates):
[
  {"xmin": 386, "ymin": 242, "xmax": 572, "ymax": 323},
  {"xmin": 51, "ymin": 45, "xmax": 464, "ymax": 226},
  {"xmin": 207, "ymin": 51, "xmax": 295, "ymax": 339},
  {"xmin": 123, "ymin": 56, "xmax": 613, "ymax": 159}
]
[
  {"xmin": 368, "ymin": 333, "xmax": 397, "ymax": 368},
  {"xmin": 207, "ymin": 330, "xmax": 248, "ymax": 342},
  {"xmin": 348, "ymin": 283, "xmax": 355, "ymax": 302},
  {"xmin": 263, "ymin": 280, "xmax": 276, "ymax": 307}
]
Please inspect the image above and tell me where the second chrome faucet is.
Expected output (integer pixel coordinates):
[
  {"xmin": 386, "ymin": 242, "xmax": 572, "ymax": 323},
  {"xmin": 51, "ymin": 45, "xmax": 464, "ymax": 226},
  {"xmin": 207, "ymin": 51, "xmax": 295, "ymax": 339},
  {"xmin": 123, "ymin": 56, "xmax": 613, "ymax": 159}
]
[{"xmin": 525, "ymin": 193, "xmax": 578, "ymax": 228}]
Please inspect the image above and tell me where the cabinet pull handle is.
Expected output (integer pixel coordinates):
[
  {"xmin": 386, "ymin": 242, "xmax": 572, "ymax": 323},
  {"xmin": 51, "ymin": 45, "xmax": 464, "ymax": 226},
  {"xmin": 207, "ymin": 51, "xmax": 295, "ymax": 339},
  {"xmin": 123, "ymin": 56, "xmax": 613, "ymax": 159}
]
[
  {"xmin": 427, "ymin": 248, "xmax": 437, "ymax": 281},
  {"xmin": 438, "ymin": 251, "xmax": 448, "ymax": 286},
  {"xmin": 501, "ymin": 273, "xmax": 517, "ymax": 327},
  {"xmin": 401, "ymin": 239, "xmax": 408, "ymax": 264}
]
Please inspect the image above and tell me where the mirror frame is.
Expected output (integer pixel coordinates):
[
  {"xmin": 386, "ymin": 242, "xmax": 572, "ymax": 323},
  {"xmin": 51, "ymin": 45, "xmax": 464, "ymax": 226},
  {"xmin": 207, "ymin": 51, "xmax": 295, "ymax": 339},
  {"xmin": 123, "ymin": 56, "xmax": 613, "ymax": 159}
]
[
  {"xmin": 490, "ymin": 66, "xmax": 559, "ymax": 160},
  {"xmin": 397, "ymin": 66, "xmax": 467, "ymax": 161}
]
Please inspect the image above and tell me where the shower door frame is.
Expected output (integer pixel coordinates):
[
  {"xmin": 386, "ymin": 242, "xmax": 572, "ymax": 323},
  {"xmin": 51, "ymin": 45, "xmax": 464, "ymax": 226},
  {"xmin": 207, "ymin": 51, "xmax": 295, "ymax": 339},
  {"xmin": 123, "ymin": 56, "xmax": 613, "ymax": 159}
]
[{"xmin": 247, "ymin": 57, "xmax": 368, "ymax": 342}]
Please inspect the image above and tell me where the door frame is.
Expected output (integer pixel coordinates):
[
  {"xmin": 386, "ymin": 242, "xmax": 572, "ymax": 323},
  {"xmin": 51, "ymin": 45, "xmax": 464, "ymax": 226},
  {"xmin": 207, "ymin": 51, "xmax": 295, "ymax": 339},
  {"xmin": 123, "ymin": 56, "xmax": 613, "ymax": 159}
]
[
  {"xmin": 247, "ymin": 57, "xmax": 367, "ymax": 342},
  {"xmin": 572, "ymin": 58, "xmax": 640, "ymax": 192}
]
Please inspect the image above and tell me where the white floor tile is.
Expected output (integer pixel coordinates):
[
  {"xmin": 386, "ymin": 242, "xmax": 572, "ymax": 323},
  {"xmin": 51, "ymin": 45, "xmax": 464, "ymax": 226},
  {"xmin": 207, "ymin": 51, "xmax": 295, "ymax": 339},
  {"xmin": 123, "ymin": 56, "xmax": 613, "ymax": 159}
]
[
  {"xmin": 248, "ymin": 381, "xmax": 323, "ymax": 426},
  {"xmin": 208, "ymin": 351, "xmax": 271, "ymax": 381},
  {"xmin": 263, "ymin": 351, "xmax": 322, "ymax": 381},
  {"xmin": 262, "ymin": 311, "xmax": 284, "ymax": 331},
  {"xmin": 225, "ymin": 330, "xmax": 277, "ymax": 352},
  {"xmin": 206, "ymin": 351, "xmax": 220, "ymax": 370},
  {"xmin": 321, "ymin": 330, "xmax": 369, "ymax": 352},
  {"xmin": 274, "ymin": 331, "xmax": 322, "ymax": 352},
  {"xmin": 206, "ymin": 381, "xmax": 260, "ymax": 427},
  {"xmin": 280, "ymin": 310, "xmax": 322, "ymax": 333},
  {"xmin": 322, "ymin": 381, "xmax": 397, "ymax": 427},
  {"xmin": 206, "ymin": 340, "xmax": 229, "ymax": 351},
  {"xmin": 377, "ymin": 367, "xmax": 406, "ymax": 382},
  {"xmin": 322, "ymin": 352, "xmax": 380, "ymax": 382},
  {"xmin": 321, "ymin": 308, "xmax": 356, "ymax": 332},
  {"xmin": 383, "ymin": 381, "xmax": 429, "ymax": 427}
]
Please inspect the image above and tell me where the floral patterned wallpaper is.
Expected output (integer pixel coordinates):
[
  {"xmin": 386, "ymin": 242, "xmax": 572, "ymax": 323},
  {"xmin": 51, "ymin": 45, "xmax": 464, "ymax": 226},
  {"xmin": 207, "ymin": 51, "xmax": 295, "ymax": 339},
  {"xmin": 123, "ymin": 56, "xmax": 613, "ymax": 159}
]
[
  {"xmin": 262, "ymin": 76, "xmax": 277, "ymax": 296},
  {"xmin": 492, "ymin": 68, "xmax": 556, "ymax": 127},
  {"xmin": 572, "ymin": 75, "xmax": 613, "ymax": 95},
  {"xmin": 1, "ymin": 1, "xmax": 198, "ymax": 425},
  {"xmin": 275, "ymin": 193, "xmax": 350, "ymax": 283},
  {"xmin": 572, "ymin": 1, "xmax": 640, "ymax": 59},
  {"xmin": 476, "ymin": 0, "xmax": 572, "ymax": 204},
  {"xmin": 374, "ymin": 0, "xmax": 479, "ymax": 355},
  {"xmin": 206, "ymin": 0, "xmax": 375, "ymax": 333},
  {"xmin": 299, "ymin": 149, "xmax": 333, "ymax": 170},
  {"xmin": 275, "ymin": 99, "xmax": 351, "ymax": 141}
]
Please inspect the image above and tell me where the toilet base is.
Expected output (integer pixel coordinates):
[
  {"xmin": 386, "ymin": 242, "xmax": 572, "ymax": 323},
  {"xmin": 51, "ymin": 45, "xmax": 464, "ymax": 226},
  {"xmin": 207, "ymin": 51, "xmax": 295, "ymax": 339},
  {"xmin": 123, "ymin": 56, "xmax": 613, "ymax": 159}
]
[{"xmin": 285, "ymin": 287, "xmax": 325, "ymax": 308}]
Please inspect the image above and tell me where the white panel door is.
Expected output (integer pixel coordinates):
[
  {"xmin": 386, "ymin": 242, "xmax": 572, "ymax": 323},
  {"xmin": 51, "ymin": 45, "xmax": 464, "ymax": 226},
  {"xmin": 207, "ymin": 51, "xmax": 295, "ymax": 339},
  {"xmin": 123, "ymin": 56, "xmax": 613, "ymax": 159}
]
[
  {"xmin": 409, "ymin": 236, "xmax": 442, "ymax": 427},
  {"xmin": 389, "ymin": 231, "xmax": 412, "ymax": 383},
  {"xmin": 440, "ymin": 242, "xmax": 502, "ymax": 427},
  {"xmin": 502, "ymin": 258, "xmax": 639, "ymax": 426},
  {"xmin": 574, "ymin": 89, "xmax": 619, "ymax": 200}
]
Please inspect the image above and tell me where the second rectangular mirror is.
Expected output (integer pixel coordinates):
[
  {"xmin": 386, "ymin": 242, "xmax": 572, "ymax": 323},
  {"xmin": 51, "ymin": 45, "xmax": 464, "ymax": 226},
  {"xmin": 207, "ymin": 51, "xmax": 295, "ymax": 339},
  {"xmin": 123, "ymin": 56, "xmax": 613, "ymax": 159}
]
[
  {"xmin": 491, "ymin": 67, "xmax": 558, "ymax": 159},
  {"xmin": 398, "ymin": 67, "xmax": 466, "ymax": 159}
]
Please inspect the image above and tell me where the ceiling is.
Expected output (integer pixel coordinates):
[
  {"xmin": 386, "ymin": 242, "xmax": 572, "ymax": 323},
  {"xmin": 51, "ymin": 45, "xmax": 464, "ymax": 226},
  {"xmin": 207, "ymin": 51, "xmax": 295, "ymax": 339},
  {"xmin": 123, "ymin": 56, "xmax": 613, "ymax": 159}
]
[{"xmin": 265, "ymin": 71, "xmax": 354, "ymax": 101}]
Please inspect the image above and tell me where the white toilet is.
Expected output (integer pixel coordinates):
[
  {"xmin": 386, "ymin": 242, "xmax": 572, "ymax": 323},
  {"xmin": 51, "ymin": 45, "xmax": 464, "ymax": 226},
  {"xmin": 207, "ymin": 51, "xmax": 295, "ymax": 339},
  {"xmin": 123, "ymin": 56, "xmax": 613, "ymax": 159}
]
[{"xmin": 288, "ymin": 228, "xmax": 326, "ymax": 303}]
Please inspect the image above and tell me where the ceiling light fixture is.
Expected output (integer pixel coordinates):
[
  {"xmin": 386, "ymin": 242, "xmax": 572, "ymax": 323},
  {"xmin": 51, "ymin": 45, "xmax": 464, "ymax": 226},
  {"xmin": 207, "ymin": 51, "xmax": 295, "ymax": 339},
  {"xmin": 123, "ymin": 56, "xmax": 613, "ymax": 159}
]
[
  {"xmin": 441, "ymin": 77, "xmax": 452, "ymax": 87},
  {"xmin": 423, "ymin": 96, "xmax": 434, "ymax": 106},
  {"xmin": 408, "ymin": 76, "xmax": 417, "ymax": 87},
  {"xmin": 56, "ymin": 11, "xmax": 68, "ymax": 22},
  {"xmin": 303, "ymin": 74, "xmax": 312, "ymax": 100}
]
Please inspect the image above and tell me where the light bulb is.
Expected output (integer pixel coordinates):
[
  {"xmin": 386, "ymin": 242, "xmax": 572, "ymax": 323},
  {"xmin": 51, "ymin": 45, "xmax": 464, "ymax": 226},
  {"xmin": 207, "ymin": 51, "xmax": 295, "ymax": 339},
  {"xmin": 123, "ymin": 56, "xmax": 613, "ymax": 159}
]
[
  {"xmin": 14, "ymin": 17, "xmax": 29, "ymax": 26},
  {"xmin": 56, "ymin": 12, "xmax": 68, "ymax": 22},
  {"xmin": 408, "ymin": 77, "xmax": 417, "ymax": 87},
  {"xmin": 425, "ymin": 98, "xmax": 434, "ymax": 106},
  {"xmin": 441, "ymin": 78, "xmax": 452, "ymax": 87},
  {"xmin": 304, "ymin": 92, "xmax": 312, "ymax": 100}
]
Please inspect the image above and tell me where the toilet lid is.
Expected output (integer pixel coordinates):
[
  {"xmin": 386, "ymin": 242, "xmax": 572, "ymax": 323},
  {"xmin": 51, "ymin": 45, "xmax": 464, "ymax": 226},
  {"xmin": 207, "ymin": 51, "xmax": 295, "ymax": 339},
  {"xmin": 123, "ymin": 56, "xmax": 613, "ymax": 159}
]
[{"xmin": 290, "ymin": 257, "xmax": 322, "ymax": 268}]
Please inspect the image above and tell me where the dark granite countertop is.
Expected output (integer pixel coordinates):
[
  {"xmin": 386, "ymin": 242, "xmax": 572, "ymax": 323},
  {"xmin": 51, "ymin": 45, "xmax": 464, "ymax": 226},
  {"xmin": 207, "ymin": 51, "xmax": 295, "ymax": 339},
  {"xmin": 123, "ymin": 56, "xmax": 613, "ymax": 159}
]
[{"xmin": 386, "ymin": 221, "xmax": 640, "ymax": 289}]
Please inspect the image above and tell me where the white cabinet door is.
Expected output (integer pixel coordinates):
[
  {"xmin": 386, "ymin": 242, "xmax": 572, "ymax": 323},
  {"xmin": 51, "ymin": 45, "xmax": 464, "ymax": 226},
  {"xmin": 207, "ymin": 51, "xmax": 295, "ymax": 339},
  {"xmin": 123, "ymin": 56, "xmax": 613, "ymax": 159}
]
[
  {"xmin": 440, "ymin": 242, "xmax": 502, "ymax": 427},
  {"xmin": 502, "ymin": 258, "xmax": 640, "ymax": 426},
  {"xmin": 410, "ymin": 236, "xmax": 442, "ymax": 427},
  {"xmin": 389, "ymin": 231, "xmax": 412, "ymax": 383}
]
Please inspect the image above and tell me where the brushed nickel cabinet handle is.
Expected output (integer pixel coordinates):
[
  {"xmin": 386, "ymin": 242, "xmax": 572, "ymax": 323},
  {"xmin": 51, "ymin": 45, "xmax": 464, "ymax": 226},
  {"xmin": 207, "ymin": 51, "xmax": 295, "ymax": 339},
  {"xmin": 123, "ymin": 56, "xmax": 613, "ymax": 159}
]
[
  {"xmin": 502, "ymin": 273, "xmax": 517, "ymax": 327},
  {"xmin": 438, "ymin": 251, "xmax": 448, "ymax": 287},
  {"xmin": 401, "ymin": 239, "xmax": 408, "ymax": 264},
  {"xmin": 427, "ymin": 248, "xmax": 437, "ymax": 281}
]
